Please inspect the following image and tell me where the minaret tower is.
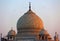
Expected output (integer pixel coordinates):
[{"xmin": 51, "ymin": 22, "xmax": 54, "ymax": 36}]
[
  {"xmin": 54, "ymin": 32, "xmax": 59, "ymax": 41},
  {"xmin": 1, "ymin": 33, "xmax": 2, "ymax": 41}
]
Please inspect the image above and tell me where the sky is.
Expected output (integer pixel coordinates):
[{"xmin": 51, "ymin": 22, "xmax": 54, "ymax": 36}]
[{"xmin": 0, "ymin": 0, "xmax": 60, "ymax": 40}]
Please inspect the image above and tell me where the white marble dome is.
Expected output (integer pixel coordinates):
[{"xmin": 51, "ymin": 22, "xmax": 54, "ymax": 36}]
[
  {"xmin": 17, "ymin": 10, "xmax": 44, "ymax": 32},
  {"xmin": 7, "ymin": 29, "xmax": 16, "ymax": 36}
]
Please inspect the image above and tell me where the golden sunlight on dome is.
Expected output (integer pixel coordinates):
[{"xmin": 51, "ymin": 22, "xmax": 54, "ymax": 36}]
[
  {"xmin": 17, "ymin": 10, "xmax": 44, "ymax": 36},
  {"xmin": 17, "ymin": 10, "xmax": 44, "ymax": 29},
  {"xmin": 17, "ymin": 2, "xmax": 44, "ymax": 31},
  {"xmin": 16, "ymin": 3, "xmax": 44, "ymax": 39}
]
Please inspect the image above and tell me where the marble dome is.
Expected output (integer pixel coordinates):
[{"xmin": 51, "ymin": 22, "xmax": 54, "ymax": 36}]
[
  {"xmin": 17, "ymin": 10, "xmax": 44, "ymax": 29},
  {"xmin": 7, "ymin": 28, "xmax": 16, "ymax": 36},
  {"xmin": 17, "ymin": 10, "xmax": 44, "ymax": 34},
  {"xmin": 17, "ymin": 3, "xmax": 44, "ymax": 35}
]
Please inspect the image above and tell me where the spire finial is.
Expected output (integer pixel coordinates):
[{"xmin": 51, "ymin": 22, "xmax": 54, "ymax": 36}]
[{"xmin": 29, "ymin": 2, "xmax": 31, "ymax": 11}]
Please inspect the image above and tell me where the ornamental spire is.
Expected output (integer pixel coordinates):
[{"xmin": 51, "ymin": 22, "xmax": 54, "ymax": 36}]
[{"xmin": 29, "ymin": 2, "xmax": 31, "ymax": 11}]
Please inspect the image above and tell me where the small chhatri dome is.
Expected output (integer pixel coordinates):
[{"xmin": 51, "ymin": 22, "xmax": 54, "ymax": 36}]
[
  {"xmin": 39, "ymin": 29, "xmax": 49, "ymax": 35},
  {"xmin": 39, "ymin": 29, "xmax": 51, "ymax": 39},
  {"xmin": 17, "ymin": 2, "xmax": 44, "ymax": 34},
  {"xmin": 7, "ymin": 28, "xmax": 16, "ymax": 36}
]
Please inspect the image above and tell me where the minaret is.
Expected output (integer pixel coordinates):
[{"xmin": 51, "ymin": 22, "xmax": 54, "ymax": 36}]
[
  {"xmin": 54, "ymin": 32, "xmax": 59, "ymax": 41},
  {"xmin": 29, "ymin": 2, "xmax": 31, "ymax": 11},
  {"xmin": 1, "ymin": 33, "xmax": 2, "ymax": 38},
  {"xmin": 0, "ymin": 33, "xmax": 2, "ymax": 41}
]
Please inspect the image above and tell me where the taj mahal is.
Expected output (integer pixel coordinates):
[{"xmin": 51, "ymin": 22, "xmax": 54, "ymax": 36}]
[{"xmin": 1, "ymin": 3, "xmax": 59, "ymax": 41}]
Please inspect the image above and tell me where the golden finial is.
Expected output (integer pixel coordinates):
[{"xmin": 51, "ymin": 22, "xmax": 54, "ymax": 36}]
[{"xmin": 29, "ymin": 2, "xmax": 31, "ymax": 11}]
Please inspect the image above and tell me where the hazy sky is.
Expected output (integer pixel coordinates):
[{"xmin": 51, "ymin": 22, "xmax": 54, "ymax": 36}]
[{"xmin": 0, "ymin": 0, "xmax": 60, "ymax": 39}]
